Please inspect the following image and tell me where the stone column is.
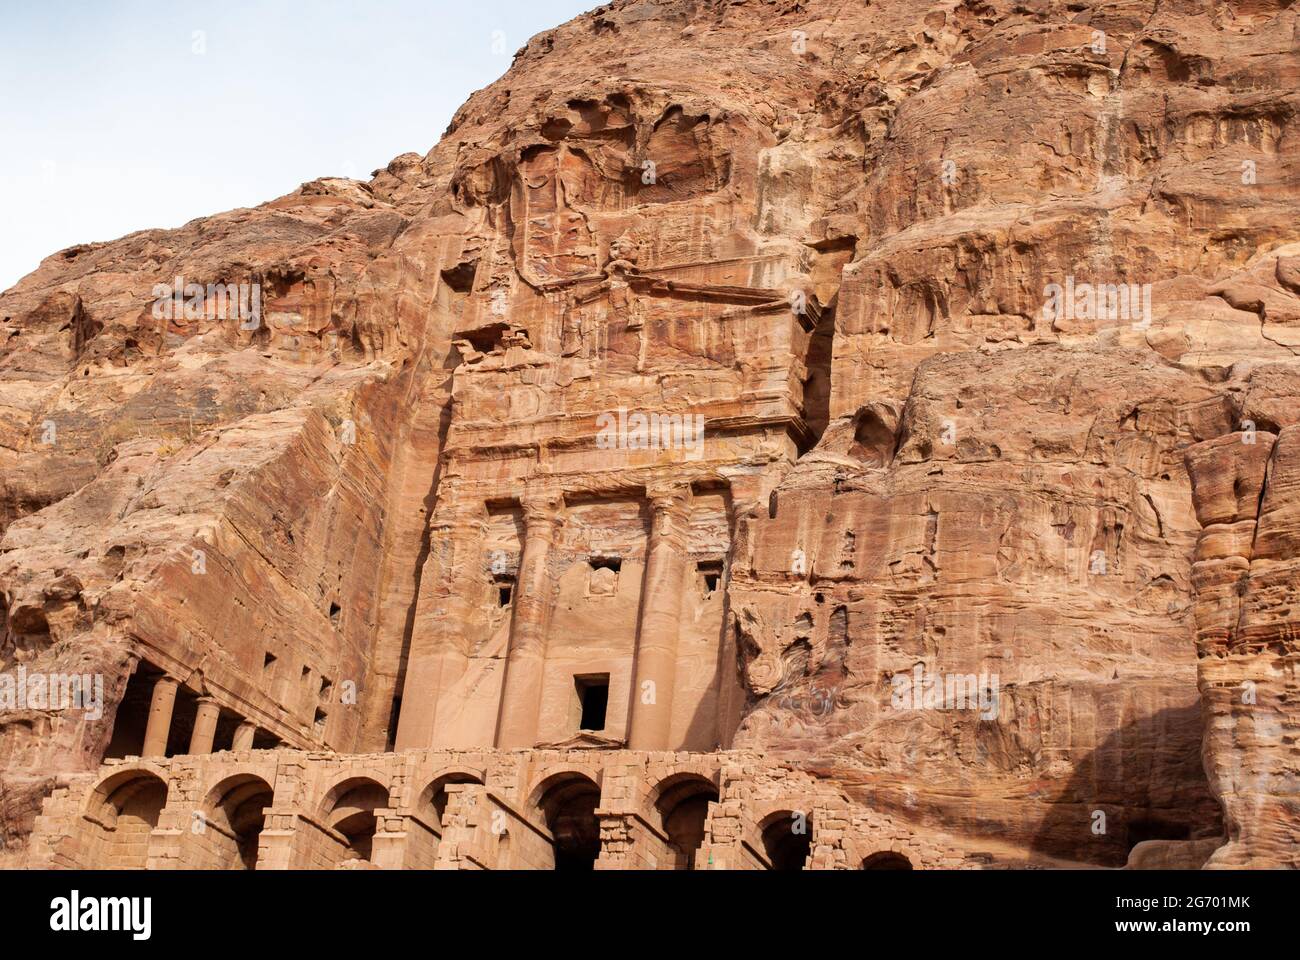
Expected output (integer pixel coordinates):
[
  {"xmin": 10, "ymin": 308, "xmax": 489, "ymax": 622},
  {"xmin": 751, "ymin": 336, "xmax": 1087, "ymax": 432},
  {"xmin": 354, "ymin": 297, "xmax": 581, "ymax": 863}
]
[
  {"xmin": 494, "ymin": 492, "xmax": 565, "ymax": 749},
  {"xmin": 232, "ymin": 720, "xmax": 257, "ymax": 752},
  {"xmin": 394, "ymin": 509, "xmax": 488, "ymax": 751},
  {"xmin": 627, "ymin": 486, "xmax": 691, "ymax": 750},
  {"xmin": 188, "ymin": 697, "xmax": 221, "ymax": 755},
  {"xmin": 142, "ymin": 676, "xmax": 179, "ymax": 758}
]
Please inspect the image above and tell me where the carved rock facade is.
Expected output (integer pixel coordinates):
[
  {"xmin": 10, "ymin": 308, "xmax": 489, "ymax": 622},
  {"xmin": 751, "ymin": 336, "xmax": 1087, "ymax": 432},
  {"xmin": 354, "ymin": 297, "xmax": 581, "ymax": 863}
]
[{"xmin": 3, "ymin": 0, "xmax": 1298, "ymax": 868}]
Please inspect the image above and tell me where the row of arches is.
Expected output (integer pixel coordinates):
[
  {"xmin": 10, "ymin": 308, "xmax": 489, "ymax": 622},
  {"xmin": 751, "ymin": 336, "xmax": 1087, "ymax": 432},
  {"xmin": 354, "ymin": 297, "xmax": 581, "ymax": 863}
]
[
  {"xmin": 530, "ymin": 769, "xmax": 721, "ymax": 870},
  {"xmin": 87, "ymin": 769, "xmax": 278, "ymax": 870},
  {"xmin": 85, "ymin": 767, "xmax": 727, "ymax": 870},
  {"xmin": 756, "ymin": 812, "xmax": 915, "ymax": 870},
  {"xmin": 86, "ymin": 768, "xmax": 476, "ymax": 870},
  {"xmin": 81, "ymin": 765, "xmax": 913, "ymax": 870}
]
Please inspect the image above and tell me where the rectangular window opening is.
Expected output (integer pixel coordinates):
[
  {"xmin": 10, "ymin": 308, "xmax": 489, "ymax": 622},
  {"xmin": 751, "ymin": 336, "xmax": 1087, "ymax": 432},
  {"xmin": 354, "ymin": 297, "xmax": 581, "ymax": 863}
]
[
  {"xmin": 697, "ymin": 560, "xmax": 724, "ymax": 597},
  {"xmin": 494, "ymin": 576, "xmax": 515, "ymax": 607},
  {"xmin": 575, "ymin": 674, "xmax": 610, "ymax": 732}
]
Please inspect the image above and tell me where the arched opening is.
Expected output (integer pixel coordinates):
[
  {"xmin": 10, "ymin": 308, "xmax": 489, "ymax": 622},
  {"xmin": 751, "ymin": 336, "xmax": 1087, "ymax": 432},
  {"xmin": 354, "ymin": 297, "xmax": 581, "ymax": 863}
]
[
  {"xmin": 416, "ymin": 771, "xmax": 484, "ymax": 837},
  {"xmin": 760, "ymin": 810, "xmax": 812, "ymax": 871},
  {"xmin": 533, "ymin": 772, "xmax": 601, "ymax": 871},
  {"xmin": 322, "ymin": 777, "xmax": 389, "ymax": 863},
  {"xmin": 413, "ymin": 770, "xmax": 485, "ymax": 867},
  {"xmin": 652, "ymin": 773, "xmax": 719, "ymax": 870},
  {"xmin": 861, "ymin": 851, "xmax": 913, "ymax": 870},
  {"xmin": 88, "ymin": 770, "xmax": 169, "ymax": 869},
  {"xmin": 205, "ymin": 775, "xmax": 274, "ymax": 870}
]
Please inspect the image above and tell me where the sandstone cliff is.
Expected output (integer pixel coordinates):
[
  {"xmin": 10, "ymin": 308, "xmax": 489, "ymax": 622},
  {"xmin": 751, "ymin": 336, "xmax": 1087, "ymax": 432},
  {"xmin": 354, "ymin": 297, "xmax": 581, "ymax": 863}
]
[{"xmin": 2, "ymin": 0, "xmax": 1298, "ymax": 867}]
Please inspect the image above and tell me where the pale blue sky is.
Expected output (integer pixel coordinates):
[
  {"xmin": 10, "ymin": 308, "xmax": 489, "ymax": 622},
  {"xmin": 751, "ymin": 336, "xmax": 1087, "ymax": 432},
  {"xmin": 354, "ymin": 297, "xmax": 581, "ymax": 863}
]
[{"xmin": 1, "ymin": 0, "xmax": 596, "ymax": 290}]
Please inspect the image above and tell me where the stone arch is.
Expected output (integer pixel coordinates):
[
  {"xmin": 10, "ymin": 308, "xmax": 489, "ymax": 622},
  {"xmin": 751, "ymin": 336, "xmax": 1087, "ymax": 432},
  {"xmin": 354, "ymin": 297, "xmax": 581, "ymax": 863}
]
[
  {"xmin": 758, "ymin": 809, "xmax": 812, "ymax": 871},
  {"xmin": 85, "ymin": 768, "xmax": 169, "ymax": 869},
  {"xmin": 202, "ymin": 773, "xmax": 275, "ymax": 870},
  {"xmin": 416, "ymin": 767, "xmax": 485, "ymax": 832},
  {"xmin": 645, "ymin": 761, "xmax": 720, "ymax": 800},
  {"xmin": 529, "ymin": 770, "xmax": 602, "ymax": 871},
  {"xmin": 650, "ymin": 772, "xmax": 720, "ymax": 870},
  {"xmin": 860, "ymin": 850, "xmax": 914, "ymax": 870},
  {"xmin": 320, "ymin": 776, "xmax": 390, "ymax": 863}
]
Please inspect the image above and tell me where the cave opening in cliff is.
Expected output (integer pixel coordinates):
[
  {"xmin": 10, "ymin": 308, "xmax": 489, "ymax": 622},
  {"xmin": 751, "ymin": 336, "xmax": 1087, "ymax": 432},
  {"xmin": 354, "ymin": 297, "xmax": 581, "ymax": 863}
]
[
  {"xmin": 458, "ymin": 321, "xmax": 510, "ymax": 355},
  {"xmin": 440, "ymin": 260, "xmax": 478, "ymax": 295},
  {"xmin": 850, "ymin": 407, "xmax": 898, "ymax": 468},
  {"xmin": 534, "ymin": 773, "xmax": 602, "ymax": 870},
  {"xmin": 798, "ymin": 300, "xmax": 836, "ymax": 455},
  {"xmin": 761, "ymin": 811, "xmax": 813, "ymax": 871}
]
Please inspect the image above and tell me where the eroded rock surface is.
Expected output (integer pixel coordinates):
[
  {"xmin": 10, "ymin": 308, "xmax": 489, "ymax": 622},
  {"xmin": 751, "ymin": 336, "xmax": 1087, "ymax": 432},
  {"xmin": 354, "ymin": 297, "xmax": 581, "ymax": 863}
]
[{"xmin": 3, "ymin": 0, "xmax": 1299, "ymax": 867}]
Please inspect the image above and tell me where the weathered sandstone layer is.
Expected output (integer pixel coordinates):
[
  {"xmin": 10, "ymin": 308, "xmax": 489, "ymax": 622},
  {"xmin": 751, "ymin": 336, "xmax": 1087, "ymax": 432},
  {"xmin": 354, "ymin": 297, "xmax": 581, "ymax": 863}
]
[{"xmin": 2, "ymin": 0, "xmax": 1298, "ymax": 868}]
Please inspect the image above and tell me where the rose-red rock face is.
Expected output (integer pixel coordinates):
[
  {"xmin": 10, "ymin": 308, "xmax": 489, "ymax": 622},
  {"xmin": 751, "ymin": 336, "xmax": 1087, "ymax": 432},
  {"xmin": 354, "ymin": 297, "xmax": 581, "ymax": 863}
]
[{"xmin": 2, "ymin": 0, "xmax": 1298, "ymax": 868}]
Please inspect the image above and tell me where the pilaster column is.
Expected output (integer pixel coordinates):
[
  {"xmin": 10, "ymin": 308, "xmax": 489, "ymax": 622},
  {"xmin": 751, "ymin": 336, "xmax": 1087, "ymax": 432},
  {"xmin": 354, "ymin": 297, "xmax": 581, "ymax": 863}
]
[
  {"xmin": 142, "ymin": 676, "xmax": 179, "ymax": 758},
  {"xmin": 188, "ymin": 697, "xmax": 221, "ymax": 754},
  {"xmin": 394, "ymin": 504, "xmax": 489, "ymax": 751},
  {"xmin": 232, "ymin": 720, "xmax": 257, "ymax": 752},
  {"xmin": 627, "ymin": 486, "xmax": 691, "ymax": 750},
  {"xmin": 494, "ymin": 491, "xmax": 565, "ymax": 748},
  {"xmin": 714, "ymin": 471, "xmax": 762, "ymax": 749}
]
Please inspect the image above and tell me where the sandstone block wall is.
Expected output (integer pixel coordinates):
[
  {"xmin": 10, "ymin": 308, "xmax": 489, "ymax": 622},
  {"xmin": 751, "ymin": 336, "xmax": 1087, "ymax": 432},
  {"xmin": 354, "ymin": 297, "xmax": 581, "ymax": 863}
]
[{"xmin": 26, "ymin": 747, "xmax": 994, "ymax": 870}]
